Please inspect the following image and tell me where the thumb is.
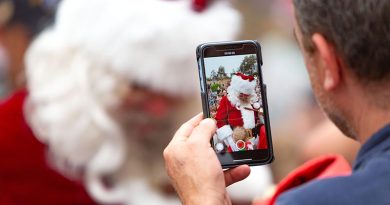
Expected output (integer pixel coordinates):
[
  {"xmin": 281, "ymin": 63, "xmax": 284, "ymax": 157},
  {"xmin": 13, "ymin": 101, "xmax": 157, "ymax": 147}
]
[{"xmin": 224, "ymin": 165, "xmax": 251, "ymax": 187}]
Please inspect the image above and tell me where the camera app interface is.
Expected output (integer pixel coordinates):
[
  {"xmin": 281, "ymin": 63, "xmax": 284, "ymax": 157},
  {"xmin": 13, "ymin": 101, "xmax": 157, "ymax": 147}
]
[{"xmin": 204, "ymin": 54, "xmax": 268, "ymax": 153}]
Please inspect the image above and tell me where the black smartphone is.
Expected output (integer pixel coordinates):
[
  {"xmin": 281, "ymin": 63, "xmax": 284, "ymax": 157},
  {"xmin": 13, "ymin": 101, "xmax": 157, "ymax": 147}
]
[{"xmin": 196, "ymin": 40, "xmax": 274, "ymax": 168}]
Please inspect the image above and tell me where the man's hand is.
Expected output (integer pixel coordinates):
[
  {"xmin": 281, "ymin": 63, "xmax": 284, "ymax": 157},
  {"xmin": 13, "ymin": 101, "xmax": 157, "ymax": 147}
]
[{"xmin": 164, "ymin": 113, "xmax": 251, "ymax": 205}]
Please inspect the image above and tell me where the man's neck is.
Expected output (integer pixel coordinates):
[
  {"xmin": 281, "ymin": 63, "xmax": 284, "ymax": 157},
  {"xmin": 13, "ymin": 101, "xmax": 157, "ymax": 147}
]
[{"xmin": 353, "ymin": 101, "xmax": 390, "ymax": 145}]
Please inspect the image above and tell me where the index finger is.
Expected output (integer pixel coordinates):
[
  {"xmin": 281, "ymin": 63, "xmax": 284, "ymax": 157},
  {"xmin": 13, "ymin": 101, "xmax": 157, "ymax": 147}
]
[
  {"xmin": 171, "ymin": 113, "xmax": 203, "ymax": 143},
  {"xmin": 187, "ymin": 118, "xmax": 217, "ymax": 146}
]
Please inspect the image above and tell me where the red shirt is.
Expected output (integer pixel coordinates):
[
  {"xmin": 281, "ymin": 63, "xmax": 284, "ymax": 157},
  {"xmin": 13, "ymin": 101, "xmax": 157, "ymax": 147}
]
[{"xmin": 0, "ymin": 90, "xmax": 96, "ymax": 205}]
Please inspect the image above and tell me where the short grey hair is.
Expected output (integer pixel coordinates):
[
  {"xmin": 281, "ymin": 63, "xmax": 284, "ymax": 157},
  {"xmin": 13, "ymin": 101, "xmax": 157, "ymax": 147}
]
[{"xmin": 293, "ymin": 0, "xmax": 390, "ymax": 83}]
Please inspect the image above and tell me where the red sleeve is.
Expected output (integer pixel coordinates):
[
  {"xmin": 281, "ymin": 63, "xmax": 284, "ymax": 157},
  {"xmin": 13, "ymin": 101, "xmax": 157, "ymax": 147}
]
[
  {"xmin": 214, "ymin": 96, "xmax": 230, "ymax": 128},
  {"xmin": 0, "ymin": 90, "xmax": 97, "ymax": 205}
]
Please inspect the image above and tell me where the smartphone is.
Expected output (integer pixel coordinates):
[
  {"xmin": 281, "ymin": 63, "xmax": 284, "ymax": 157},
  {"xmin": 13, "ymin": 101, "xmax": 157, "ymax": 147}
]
[{"xmin": 196, "ymin": 40, "xmax": 274, "ymax": 168}]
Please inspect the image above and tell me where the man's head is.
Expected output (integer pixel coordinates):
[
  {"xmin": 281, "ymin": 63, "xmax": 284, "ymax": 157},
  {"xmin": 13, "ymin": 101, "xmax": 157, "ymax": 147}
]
[
  {"xmin": 292, "ymin": 0, "xmax": 390, "ymax": 139},
  {"xmin": 238, "ymin": 93, "xmax": 251, "ymax": 104},
  {"xmin": 227, "ymin": 73, "xmax": 257, "ymax": 106}
]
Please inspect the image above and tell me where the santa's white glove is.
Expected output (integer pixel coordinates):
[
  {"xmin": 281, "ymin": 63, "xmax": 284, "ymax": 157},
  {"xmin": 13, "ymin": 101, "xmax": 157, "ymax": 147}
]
[{"xmin": 216, "ymin": 125, "xmax": 238, "ymax": 151}]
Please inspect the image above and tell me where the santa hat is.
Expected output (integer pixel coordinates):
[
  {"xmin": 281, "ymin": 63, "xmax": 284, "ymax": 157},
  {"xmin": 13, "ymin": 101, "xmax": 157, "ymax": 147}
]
[
  {"xmin": 229, "ymin": 73, "xmax": 257, "ymax": 95},
  {"xmin": 26, "ymin": 0, "xmax": 241, "ymax": 98}
]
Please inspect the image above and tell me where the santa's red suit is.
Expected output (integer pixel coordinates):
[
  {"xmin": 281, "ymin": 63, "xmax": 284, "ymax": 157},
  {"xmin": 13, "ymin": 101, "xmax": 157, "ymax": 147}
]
[
  {"xmin": 215, "ymin": 95, "xmax": 268, "ymax": 152},
  {"xmin": 0, "ymin": 90, "xmax": 96, "ymax": 205},
  {"xmin": 214, "ymin": 73, "xmax": 268, "ymax": 152}
]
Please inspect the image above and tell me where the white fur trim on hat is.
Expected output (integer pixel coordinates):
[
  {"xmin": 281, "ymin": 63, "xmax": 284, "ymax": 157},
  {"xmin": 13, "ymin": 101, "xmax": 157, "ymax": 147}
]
[
  {"xmin": 47, "ymin": 0, "xmax": 241, "ymax": 96},
  {"xmin": 216, "ymin": 125, "xmax": 233, "ymax": 141}
]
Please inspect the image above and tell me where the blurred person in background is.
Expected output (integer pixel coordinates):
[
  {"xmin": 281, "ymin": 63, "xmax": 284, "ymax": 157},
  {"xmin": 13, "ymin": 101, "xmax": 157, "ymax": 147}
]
[
  {"xmin": 0, "ymin": 0, "xmax": 58, "ymax": 97},
  {"xmin": 276, "ymin": 89, "xmax": 360, "ymax": 180},
  {"xmin": 234, "ymin": 0, "xmax": 314, "ymax": 183},
  {"xmin": 300, "ymin": 116, "xmax": 360, "ymax": 164},
  {"xmin": 0, "ymin": 0, "xmax": 273, "ymax": 204},
  {"xmin": 164, "ymin": 0, "xmax": 390, "ymax": 204}
]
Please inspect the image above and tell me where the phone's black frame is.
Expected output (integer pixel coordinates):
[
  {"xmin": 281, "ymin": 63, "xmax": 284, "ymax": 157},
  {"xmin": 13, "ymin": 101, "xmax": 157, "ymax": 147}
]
[{"xmin": 196, "ymin": 40, "xmax": 274, "ymax": 168}]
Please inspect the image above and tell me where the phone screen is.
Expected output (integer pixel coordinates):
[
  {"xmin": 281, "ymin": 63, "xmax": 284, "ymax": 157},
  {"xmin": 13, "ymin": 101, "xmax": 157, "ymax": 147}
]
[{"xmin": 198, "ymin": 41, "xmax": 273, "ymax": 167}]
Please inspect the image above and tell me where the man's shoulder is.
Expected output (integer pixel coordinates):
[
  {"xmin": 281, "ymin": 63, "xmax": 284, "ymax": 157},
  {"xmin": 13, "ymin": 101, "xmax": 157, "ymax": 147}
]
[
  {"xmin": 276, "ymin": 176, "xmax": 353, "ymax": 205},
  {"xmin": 276, "ymin": 158, "xmax": 390, "ymax": 205}
]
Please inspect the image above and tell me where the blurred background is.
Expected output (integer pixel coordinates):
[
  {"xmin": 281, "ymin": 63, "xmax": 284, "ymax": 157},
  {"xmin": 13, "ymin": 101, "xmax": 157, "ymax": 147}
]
[{"xmin": 0, "ymin": 0, "xmax": 360, "ymax": 204}]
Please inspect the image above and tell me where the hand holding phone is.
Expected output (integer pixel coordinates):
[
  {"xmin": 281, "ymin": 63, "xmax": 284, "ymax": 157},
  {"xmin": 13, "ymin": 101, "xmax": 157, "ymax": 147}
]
[
  {"xmin": 196, "ymin": 40, "xmax": 274, "ymax": 168},
  {"xmin": 164, "ymin": 114, "xmax": 251, "ymax": 205}
]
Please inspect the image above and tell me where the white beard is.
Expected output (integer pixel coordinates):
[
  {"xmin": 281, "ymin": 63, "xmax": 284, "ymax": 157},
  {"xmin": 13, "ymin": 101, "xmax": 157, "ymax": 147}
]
[
  {"xmin": 238, "ymin": 104, "xmax": 256, "ymax": 129},
  {"xmin": 227, "ymin": 93, "xmax": 256, "ymax": 129}
]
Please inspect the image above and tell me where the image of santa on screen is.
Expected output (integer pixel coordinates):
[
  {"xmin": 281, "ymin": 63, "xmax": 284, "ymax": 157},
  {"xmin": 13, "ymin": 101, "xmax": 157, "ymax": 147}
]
[{"xmin": 214, "ymin": 73, "xmax": 268, "ymax": 153}]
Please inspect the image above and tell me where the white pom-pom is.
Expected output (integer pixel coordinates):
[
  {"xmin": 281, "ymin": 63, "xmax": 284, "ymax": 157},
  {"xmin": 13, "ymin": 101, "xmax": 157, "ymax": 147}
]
[
  {"xmin": 253, "ymin": 102, "xmax": 260, "ymax": 109},
  {"xmin": 215, "ymin": 143, "xmax": 224, "ymax": 153}
]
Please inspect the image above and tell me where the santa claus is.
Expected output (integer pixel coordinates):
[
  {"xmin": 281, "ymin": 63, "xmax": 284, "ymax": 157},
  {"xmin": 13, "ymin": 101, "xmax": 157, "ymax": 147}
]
[
  {"xmin": 215, "ymin": 73, "xmax": 268, "ymax": 152},
  {"xmin": 0, "ymin": 0, "xmax": 244, "ymax": 204}
]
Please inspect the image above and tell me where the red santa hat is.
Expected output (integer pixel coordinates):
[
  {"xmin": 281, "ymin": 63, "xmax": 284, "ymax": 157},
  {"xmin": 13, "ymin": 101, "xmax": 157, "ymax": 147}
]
[{"xmin": 192, "ymin": 0, "xmax": 207, "ymax": 11}]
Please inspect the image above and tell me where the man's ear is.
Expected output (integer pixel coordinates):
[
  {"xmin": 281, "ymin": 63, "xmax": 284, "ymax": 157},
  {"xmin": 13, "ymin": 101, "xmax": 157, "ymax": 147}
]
[{"xmin": 312, "ymin": 33, "xmax": 342, "ymax": 91}]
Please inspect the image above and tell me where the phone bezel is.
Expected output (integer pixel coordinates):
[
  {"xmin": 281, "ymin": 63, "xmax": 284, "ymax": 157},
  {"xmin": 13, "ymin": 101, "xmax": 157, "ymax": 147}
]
[{"xmin": 196, "ymin": 40, "xmax": 274, "ymax": 168}]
